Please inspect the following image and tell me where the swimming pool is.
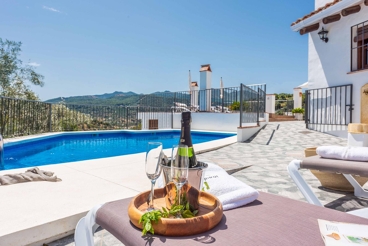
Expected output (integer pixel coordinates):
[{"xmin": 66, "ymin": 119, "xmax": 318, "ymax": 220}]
[{"xmin": 2, "ymin": 131, "xmax": 235, "ymax": 170}]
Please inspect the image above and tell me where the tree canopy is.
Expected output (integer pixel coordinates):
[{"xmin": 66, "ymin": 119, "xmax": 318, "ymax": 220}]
[{"xmin": 0, "ymin": 38, "xmax": 44, "ymax": 100}]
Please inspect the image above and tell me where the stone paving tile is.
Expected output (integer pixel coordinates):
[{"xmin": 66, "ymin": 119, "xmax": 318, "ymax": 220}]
[{"xmin": 49, "ymin": 121, "xmax": 368, "ymax": 245}]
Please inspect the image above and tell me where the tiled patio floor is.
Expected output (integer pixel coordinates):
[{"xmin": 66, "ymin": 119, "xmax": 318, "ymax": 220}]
[{"xmin": 48, "ymin": 121, "xmax": 368, "ymax": 246}]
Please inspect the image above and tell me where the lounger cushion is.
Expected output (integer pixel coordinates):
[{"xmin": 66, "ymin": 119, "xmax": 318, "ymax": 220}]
[
  {"xmin": 95, "ymin": 191, "xmax": 368, "ymax": 246},
  {"xmin": 301, "ymin": 155, "xmax": 368, "ymax": 177}
]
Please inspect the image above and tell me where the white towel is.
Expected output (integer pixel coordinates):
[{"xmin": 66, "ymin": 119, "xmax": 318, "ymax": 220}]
[
  {"xmin": 157, "ymin": 163, "xmax": 259, "ymax": 210},
  {"xmin": 204, "ymin": 163, "xmax": 259, "ymax": 210},
  {"xmin": 316, "ymin": 146, "xmax": 368, "ymax": 162}
]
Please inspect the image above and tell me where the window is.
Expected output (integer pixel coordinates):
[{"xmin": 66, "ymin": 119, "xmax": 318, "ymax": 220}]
[{"xmin": 351, "ymin": 20, "xmax": 368, "ymax": 71}]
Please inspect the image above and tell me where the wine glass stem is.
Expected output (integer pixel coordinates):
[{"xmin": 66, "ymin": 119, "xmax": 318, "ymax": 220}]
[
  {"xmin": 177, "ymin": 185, "xmax": 182, "ymax": 206},
  {"xmin": 149, "ymin": 180, "xmax": 156, "ymax": 209}
]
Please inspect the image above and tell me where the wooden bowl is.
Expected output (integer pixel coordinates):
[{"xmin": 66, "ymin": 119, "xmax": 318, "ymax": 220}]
[{"xmin": 128, "ymin": 188, "xmax": 223, "ymax": 236}]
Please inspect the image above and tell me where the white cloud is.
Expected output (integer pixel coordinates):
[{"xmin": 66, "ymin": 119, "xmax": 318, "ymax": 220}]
[
  {"xmin": 43, "ymin": 6, "xmax": 61, "ymax": 13},
  {"xmin": 28, "ymin": 62, "xmax": 40, "ymax": 67}
]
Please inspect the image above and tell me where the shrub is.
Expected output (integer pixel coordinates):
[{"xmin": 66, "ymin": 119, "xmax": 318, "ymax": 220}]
[
  {"xmin": 230, "ymin": 101, "xmax": 240, "ymax": 111},
  {"xmin": 275, "ymin": 109, "xmax": 284, "ymax": 115},
  {"xmin": 291, "ymin": 108, "xmax": 304, "ymax": 114}
]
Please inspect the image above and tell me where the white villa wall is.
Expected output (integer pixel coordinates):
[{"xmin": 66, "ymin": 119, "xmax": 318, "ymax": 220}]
[
  {"xmin": 308, "ymin": 4, "xmax": 368, "ymax": 127},
  {"xmin": 138, "ymin": 112, "xmax": 172, "ymax": 129},
  {"xmin": 140, "ymin": 112, "xmax": 268, "ymax": 142},
  {"xmin": 173, "ymin": 113, "xmax": 239, "ymax": 132}
]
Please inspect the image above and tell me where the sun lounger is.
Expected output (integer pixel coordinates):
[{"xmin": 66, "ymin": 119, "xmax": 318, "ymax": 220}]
[
  {"xmin": 74, "ymin": 191, "xmax": 368, "ymax": 246},
  {"xmin": 288, "ymin": 155, "xmax": 368, "ymax": 218}
]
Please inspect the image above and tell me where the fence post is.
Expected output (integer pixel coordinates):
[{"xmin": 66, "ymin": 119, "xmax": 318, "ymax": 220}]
[
  {"xmin": 349, "ymin": 84, "xmax": 353, "ymax": 124},
  {"xmin": 264, "ymin": 84, "xmax": 267, "ymax": 113},
  {"xmin": 221, "ymin": 90, "xmax": 224, "ymax": 113},
  {"xmin": 305, "ymin": 90, "xmax": 309, "ymax": 128},
  {"xmin": 239, "ymin": 84, "xmax": 243, "ymax": 128},
  {"xmin": 48, "ymin": 103, "xmax": 52, "ymax": 132},
  {"xmin": 126, "ymin": 107, "xmax": 128, "ymax": 129},
  {"xmin": 257, "ymin": 88, "xmax": 260, "ymax": 126},
  {"xmin": 171, "ymin": 108, "xmax": 174, "ymax": 129},
  {"xmin": 136, "ymin": 106, "xmax": 139, "ymax": 129}
]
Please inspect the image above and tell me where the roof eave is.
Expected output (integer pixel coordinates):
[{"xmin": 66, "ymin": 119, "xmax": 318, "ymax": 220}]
[{"xmin": 291, "ymin": 0, "xmax": 362, "ymax": 32}]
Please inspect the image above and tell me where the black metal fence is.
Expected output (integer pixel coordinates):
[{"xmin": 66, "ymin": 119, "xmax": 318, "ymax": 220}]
[
  {"xmin": 239, "ymin": 84, "xmax": 266, "ymax": 126},
  {"xmin": 275, "ymin": 100, "xmax": 294, "ymax": 115},
  {"xmin": 137, "ymin": 87, "xmax": 241, "ymax": 112},
  {"xmin": 1, "ymin": 83, "xmax": 267, "ymax": 138},
  {"xmin": 0, "ymin": 97, "xmax": 52, "ymax": 137},
  {"xmin": 305, "ymin": 84, "xmax": 353, "ymax": 128},
  {"xmin": 0, "ymin": 96, "xmax": 171, "ymax": 138}
]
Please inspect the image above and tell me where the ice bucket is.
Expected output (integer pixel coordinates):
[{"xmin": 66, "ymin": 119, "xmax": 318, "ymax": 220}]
[
  {"xmin": 160, "ymin": 161, "xmax": 208, "ymax": 209},
  {"xmin": 160, "ymin": 161, "xmax": 208, "ymax": 191}
]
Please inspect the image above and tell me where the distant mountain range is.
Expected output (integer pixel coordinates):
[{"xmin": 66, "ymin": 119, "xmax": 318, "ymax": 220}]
[{"xmin": 45, "ymin": 91, "xmax": 173, "ymax": 106}]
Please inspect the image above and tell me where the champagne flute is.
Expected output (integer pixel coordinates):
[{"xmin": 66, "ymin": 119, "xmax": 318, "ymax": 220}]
[
  {"xmin": 145, "ymin": 142, "xmax": 163, "ymax": 211},
  {"xmin": 171, "ymin": 144, "xmax": 189, "ymax": 209}
]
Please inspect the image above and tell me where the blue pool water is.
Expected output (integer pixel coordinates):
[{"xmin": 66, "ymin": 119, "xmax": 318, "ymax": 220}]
[{"xmin": 2, "ymin": 131, "xmax": 235, "ymax": 170}]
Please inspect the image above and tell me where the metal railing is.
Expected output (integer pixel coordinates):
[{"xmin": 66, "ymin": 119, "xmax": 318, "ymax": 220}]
[
  {"xmin": 137, "ymin": 87, "xmax": 241, "ymax": 112},
  {"xmin": 0, "ymin": 97, "xmax": 52, "ymax": 137},
  {"xmin": 1, "ymin": 83, "xmax": 267, "ymax": 138},
  {"xmin": 0, "ymin": 96, "xmax": 173, "ymax": 138},
  {"xmin": 305, "ymin": 84, "xmax": 353, "ymax": 128},
  {"xmin": 239, "ymin": 84, "xmax": 266, "ymax": 126},
  {"xmin": 275, "ymin": 100, "xmax": 294, "ymax": 115}
]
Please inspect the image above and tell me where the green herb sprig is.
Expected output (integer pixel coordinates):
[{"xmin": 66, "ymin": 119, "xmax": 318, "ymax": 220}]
[{"xmin": 139, "ymin": 202, "xmax": 198, "ymax": 235}]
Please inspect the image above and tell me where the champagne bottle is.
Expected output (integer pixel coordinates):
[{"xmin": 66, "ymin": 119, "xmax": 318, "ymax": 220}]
[{"xmin": 178, "ymin": 112, "xmax": 197, "ymax": 168}]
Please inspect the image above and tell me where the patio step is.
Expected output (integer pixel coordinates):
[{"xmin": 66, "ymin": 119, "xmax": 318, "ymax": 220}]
[
  {"xmin": 269, "ymin": 113, "xmax": 297, "ymax": 122},
  {"xmin": 244, "ymin": 123, "xmax": 280, "ymax": 145}
]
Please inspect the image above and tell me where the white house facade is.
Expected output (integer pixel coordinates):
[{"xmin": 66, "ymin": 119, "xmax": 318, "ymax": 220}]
[{"xmin": 291, "ymin": 0, "xmax": 368, "ymax": 137}]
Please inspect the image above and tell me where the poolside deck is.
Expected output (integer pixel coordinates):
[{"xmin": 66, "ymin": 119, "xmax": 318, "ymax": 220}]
[
  {"xmin": 0, "ymin": 132, "xmax": 236, "ymax": 246},
  {"xmin": 49, "ymin": 121, "xmax": 368, "ymax": 246},
  {"xmin": 2, "ymin": 122, "xmax": 368, "ymax": 245}
]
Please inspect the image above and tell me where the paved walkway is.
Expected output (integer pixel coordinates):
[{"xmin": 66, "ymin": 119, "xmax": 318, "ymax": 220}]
[{"xmin": 49, "ymin": 121, "xmax": 368, "ymax": 246}]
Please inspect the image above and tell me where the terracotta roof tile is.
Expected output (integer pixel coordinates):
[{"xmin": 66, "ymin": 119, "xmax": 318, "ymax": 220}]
[
  {"xmin": 191, "ymin": 82, "xmax": 198, "ymax": 87},
  {"xmin": 291, "ymin": 0, "xmax": 341, "ymax": 26}
]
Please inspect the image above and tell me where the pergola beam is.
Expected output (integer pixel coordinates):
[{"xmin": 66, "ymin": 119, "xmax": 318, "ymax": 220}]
[
  {"xmin": 300, "ymin": 23, "xmax": 320, "ymax": 35},
  {"xmin": 322, "ymin": 14, "xmax": 341, "ymax": 25},
  {"xmin": 341, "ymin": 5, "xmax": 361, "ymax": 16}
]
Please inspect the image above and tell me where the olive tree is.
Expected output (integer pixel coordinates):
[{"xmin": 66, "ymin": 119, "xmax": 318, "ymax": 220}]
[{"xmin": 0, "ymin": 38, "xmax": 44, "ymax": 100}]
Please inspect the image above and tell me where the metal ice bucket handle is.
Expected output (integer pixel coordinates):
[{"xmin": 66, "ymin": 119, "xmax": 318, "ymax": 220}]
[{"xmin": 160, "ymin": 161, "xmax": 208, "ymax": 191}]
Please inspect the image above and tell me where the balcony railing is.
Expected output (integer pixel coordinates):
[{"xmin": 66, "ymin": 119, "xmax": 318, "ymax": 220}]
[{"xmin": 0, "ymin": 83, "xmax": 266, "ymax": 138}]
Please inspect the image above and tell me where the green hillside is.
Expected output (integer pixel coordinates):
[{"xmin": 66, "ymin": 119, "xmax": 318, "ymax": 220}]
[{"xmin": 45, "ymin": 91, "xmax": 142, "ymax": 106}]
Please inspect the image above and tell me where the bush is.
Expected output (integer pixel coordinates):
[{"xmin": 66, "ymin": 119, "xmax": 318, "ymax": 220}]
[
  {"xmin": 291, "ymin": 108, "xmax": 304, "ymax": 114},
  {"xmin": 230, "ymin": 101, "xmax": 240, "ymax": 111},
  {"xmin": 275, "ymin": 109, "xmax": 284, "ymax": 115}
]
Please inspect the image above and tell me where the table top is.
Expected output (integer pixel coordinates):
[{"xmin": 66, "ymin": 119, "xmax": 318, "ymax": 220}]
[{"xmin": 96, "ymin": 191, "xmax": 368, "ymax": 246}]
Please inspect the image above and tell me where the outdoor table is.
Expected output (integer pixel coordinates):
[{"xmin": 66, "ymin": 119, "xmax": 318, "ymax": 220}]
[{"xmin": 95, "ymin": 191, "xmax": 368, "ymax": 246}]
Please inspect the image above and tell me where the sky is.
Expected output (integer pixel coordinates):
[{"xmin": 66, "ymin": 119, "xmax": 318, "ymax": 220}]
[{"xmin": 1, "ymin": 0, "xmax": 314, "ymax": 101}]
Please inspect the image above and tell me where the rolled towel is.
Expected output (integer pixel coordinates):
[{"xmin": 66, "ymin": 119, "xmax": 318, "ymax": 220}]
[
  {"xmin": 157, "ymin": 163, "xmax": 259, "ymax": 210},
  {"xmin": 203, "ymin": 163, "xmax": 259, "ymax": 210},
  {"xmin": 316, "ymin": 146, "xmax": 368, "ymax": 162}
]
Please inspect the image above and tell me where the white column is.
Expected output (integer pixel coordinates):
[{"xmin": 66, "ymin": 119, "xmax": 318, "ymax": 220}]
[
  {"xmin": 266, "ymin": 94, "xmax": 275, "ymax": 113},
  {"xmin": 199, "ymin": 64, "xmax": 212, "ymax": 111},
  {"xmin": 293, "ymin": 87, "xmax": 303, "ymax": 109}
]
